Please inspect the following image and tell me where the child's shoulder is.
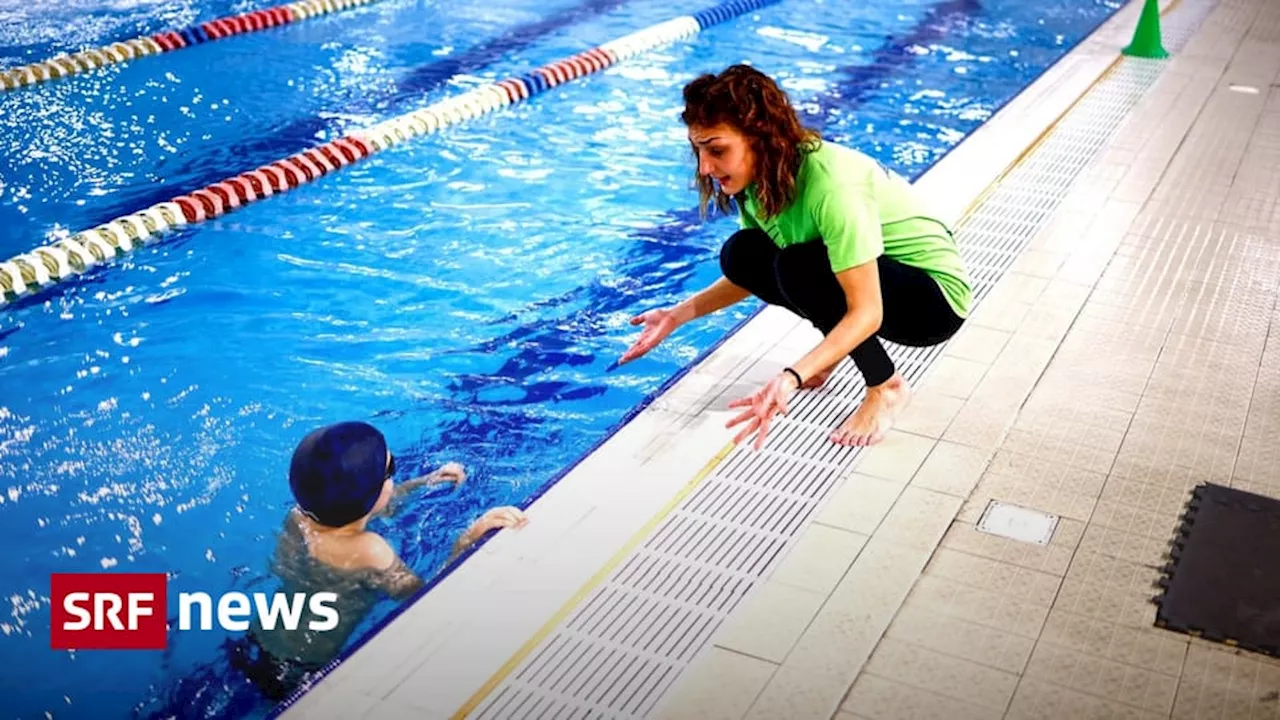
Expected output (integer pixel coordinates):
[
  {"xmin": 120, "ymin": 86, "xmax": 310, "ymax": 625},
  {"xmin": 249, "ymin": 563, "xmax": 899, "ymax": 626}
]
[
  {"xmin": 327, "ymin": 532, "xmax": 423, "ymax": 600},
  {"xmin": 335, "ymin": 531, "xmax": 398, "ymax": 573}
]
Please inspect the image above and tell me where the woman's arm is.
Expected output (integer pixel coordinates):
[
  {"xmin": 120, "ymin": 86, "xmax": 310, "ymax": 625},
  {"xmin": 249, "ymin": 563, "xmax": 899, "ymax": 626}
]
[
  {"xmin": 786, "ymin": 260, "xmax": 883, "ymax": 383},
  {"xmin": 787, "ymin": 170, "xmax": 887, "ymax": 382},
  {"xmin": 672, "ymin": 276, "xmax": 753, "ymax": 325}
]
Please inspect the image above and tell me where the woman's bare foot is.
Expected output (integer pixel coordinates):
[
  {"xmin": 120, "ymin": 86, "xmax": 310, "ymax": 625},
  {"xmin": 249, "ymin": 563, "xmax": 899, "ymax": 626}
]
[{"xmin": 830, "ymin": 373, "xmax": 910, "ymax": 446}]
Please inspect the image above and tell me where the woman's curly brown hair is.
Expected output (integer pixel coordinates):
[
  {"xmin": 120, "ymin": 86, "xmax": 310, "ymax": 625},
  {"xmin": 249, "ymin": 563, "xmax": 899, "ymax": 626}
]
[{"xmin": 681, "ymin": 64, "xmax": 821, "ymax": 219}]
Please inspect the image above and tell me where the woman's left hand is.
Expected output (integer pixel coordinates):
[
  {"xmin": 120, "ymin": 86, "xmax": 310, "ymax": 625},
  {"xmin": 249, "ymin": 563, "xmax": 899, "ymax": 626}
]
[{"xmin": 725, "ymin": 372, "xmax": 800, "ymax": 450}]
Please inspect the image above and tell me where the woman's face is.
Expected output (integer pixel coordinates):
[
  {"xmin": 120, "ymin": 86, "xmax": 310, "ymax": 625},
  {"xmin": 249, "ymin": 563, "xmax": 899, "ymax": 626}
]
[{"xmin": 688, "ymin": 123, "xmax": 755, "ymax": 196}]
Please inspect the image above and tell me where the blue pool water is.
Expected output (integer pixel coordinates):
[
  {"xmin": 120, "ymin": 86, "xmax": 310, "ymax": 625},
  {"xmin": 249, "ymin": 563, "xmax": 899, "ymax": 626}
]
[{"xmin": 0, "ymin": 0, "xmax": 1123, "ymax": 716}]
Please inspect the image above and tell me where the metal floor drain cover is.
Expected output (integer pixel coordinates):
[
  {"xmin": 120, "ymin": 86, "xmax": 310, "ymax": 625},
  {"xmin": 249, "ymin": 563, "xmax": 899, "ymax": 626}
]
[{"xmin": 977, "ymin": 501, "xmax": 1059, "ymax": 545}]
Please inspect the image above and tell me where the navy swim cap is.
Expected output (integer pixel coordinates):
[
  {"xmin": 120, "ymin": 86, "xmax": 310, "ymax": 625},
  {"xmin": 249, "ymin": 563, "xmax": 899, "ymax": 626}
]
[{"xmin": 289, "ymin": 421, "xmax": 390, "ymax": 527}]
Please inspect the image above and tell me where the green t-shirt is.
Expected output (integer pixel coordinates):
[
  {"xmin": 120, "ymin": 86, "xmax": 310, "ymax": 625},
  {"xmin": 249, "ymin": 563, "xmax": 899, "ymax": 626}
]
[{"xmin": 740, "ymin": 141, "xmax": 972, "ymax": 318}]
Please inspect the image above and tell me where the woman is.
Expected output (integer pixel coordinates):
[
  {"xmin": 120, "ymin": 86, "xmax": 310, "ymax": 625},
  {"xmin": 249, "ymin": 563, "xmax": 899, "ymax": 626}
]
[{"xmin": 619, "ymin": 64, "xmax": 972, "ymax": 448}]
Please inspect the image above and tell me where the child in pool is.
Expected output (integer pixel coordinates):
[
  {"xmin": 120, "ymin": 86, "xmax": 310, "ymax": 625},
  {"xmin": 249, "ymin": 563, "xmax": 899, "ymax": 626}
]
[{"xmin": 231, "ymin": 421, "xmax": 527, "ymax": 701}]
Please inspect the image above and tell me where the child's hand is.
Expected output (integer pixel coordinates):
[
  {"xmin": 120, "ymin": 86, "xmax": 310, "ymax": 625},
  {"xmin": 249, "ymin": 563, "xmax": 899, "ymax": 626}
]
[
  {"xmin": 389, "ymin": 462, "xmax": 468, "ymax": 506},
  {"xmin": 450, "ymin": 506, "xmax": 528, "ymax": 561},
  {"xmin": 473, "ymin": 506, "xmax": 528, "ymax": 533},
  {"xmin": 430, "ymin": 462, "xmax": 467, "ymax": 485}
]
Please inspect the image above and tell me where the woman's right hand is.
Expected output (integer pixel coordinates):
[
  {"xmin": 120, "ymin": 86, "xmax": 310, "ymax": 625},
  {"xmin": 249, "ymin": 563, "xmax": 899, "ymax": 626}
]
[{"xmin": 618, "ymin": 307, "xmax": 681, "ymax": 365}]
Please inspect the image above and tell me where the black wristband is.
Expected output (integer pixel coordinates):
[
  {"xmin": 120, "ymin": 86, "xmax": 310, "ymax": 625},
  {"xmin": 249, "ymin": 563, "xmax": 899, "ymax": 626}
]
[{"xmin": 782, "ymin": 367, "xmax": 803, "ymax": 387}]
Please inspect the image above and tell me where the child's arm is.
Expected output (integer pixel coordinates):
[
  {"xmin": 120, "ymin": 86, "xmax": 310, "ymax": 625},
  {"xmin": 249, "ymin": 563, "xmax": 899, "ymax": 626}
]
[
  {"xmin": 374, "ymin": 557, "xmax": 427, "ymax": 601},
  {"xmin": 394, "ymin": 462, "xmax": 466, "ymax": 497},
  {"xmin": 375, "ymin": 463, "xmax": 468, "ymax": 519},
  {"xmin": 446, "ymin": 506, "xmax": 528, "ymax": 565},
  {"xmin": 355, "ymin": 534, "xmax": 426, "ymax": 601}
]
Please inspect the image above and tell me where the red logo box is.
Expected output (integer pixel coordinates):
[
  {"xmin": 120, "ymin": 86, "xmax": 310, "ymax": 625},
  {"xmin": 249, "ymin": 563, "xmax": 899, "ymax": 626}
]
[{"xmin": 50, "ymin": 573, "xmax": 168, "ymax": 650}]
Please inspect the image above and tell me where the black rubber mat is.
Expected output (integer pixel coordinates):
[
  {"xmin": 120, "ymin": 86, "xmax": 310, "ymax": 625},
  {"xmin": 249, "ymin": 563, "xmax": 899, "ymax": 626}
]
[{"xmin": 1154, "ymin": 483, "xmax": 1280, "ymax": 657}]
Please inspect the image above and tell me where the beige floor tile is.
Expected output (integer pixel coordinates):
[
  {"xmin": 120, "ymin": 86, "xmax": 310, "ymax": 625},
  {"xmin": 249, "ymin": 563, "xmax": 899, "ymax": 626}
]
[
  {"xmin": 1037, "ymin": 277, "xmax": 1095, "ymax": 312},
  {"xmin": 985, "ymin": 272, "xmax": 1052, "ymax": 306},
  {"xmin": 969, "ymin": 298, "xmax": 1034, "ymax": 333},
  {"xmin": 852, "ymin": 430, "xmax": 938, "ymax": 483},
  {"xmin": 918, "ymin": 355, "xmax": 991, "ymax": 399},
  {"xmin": 1226, "ymin": 477, "xmax": 1280, "ymax": 502},
  {"xmin": 884, "ymin": 600, "xmax": 1037, "ymax": 674},
  {"xmin": 873, "ymin": 487, "xmax": 964, "ymax": 552},
  {"xmin": 653, "ymin": 647, "xmax": 777, "ymax": 720},
  {"xmin": 769, "ymin": 523, "xmax": 869, "ymax": 596},
  {"xmin": 967, "ymin": 367, "xmax": 1041, "ymax": 409},
  {"xmin": 1023, "ymin": 641, "xmax": 1180, "ymax": 714},
  {"xmin": 1006, "ymin": 677, "xmax": 1168, "ymax": 720},
  {"xmin": 1237, "ymin": 405, "xmax": 1280, "ymax": 485},
  {"xmin": 1010, "ymin": 399, "xmax": 1133, "ymax": 455},
  {"xmin": 1110, "ymin": 425, "xmax": 1243, "ymax": 483},
  {"xmin": 1097, "ymin": 471, "xmax": 1204, "ymax": 520},
  {"xmin": 814, "ymin": 472, "xmax": 905, "ymax": 535},
  {"xmin": 895, "ymin": 390, "xmax": 965, "ymax": 438},
  {"xmin": 925, "ymin": 548, "xmax": 1062, "ymax": 605},
  {"xmin": 1172, "ymin": 644, "xmax": 1280, "ymax": 720},
  {"xmin": 942, "ymin": 397, "xmax": 1021, "ymax": 451},
  {"xmin": 1053, "ymin": 550, "xmax": 1162, "ymax": 629},
  {"xmin": 1025, "ymin": 378, "xmax": 1145, "ymax": 415},
  {"xmin": 944, "ymin": 324, "xmax": 1013, "ymax": 365},
  {"xmin": 1048, "ymin": 344, "xmax": 1160, "ymax": 388},
  {"xmin": 910, "ymin": 441, "xmax": 993, "ymax": 497},
  {"xmin": 1038, "ymin": 607, "xmax": 1188, "ymax": 678},
  {"xmin": 1077, "ymin": 290, "xmax": 1182, "ymax": 330},
  {"xmin": 959, "ymin": 467, "xmax": 1100, "ymax": 524},
  {"xmin": 1001, "ymin": 433, "xmax": 1119, "ymax": 477},
  {"xmin": 1014, "ymin": 303, "xmax": 1080, "ymax": 343},
  {"xmin": 712, "ymin": 580, "xmax": 827, "ymax": 664},
  {"xmin": 1075, "ymin": 511, "xmax": 1180, "ymax": 566},
  {"xmin": 986, "ymin": 332, "xmax": 1059, "ymax": 380},
  {"xmin": 862, "ymin": 637, "xmax": 1021, "ymax": 710},
  {"xmin": 939, "ymin": 517, "xmax": 1084, "ymax": 577},
  {"xmin": 1056, "ymin": 252, "xmax": 1113, "ymax": 286},
  {"xmin": 744, "ymin": 541, "xmax": 932, "ymax": 720},
  {"xmin": 1010, "ymin": 249, "xmax": 1068, "ymax": 279},
  {"xmin": 841, "ymin": 673, "xmax": 1002, "ymax": 720},
  {"xmin": 904, "ymin": 571, "xmax": 1053, "ymax": 640}
]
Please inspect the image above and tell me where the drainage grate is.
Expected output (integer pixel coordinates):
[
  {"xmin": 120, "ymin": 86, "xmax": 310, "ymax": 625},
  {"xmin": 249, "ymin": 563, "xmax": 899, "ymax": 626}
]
[
  {"xmin": 470, "ymin": 3, "xmax": 1217, "ymax": 717},
  {"xmin": 977, "ymin": 500, "xmax": 1060, "ymax": 545}
]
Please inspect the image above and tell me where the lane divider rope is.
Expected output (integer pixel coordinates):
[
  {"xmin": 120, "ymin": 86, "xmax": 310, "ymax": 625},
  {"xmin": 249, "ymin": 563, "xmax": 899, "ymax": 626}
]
[
  {"xmin": 0, "ymin": 0, "xmax": 780, "ymax": 308},
  {"xmin": 0, "ymin": 0, "xmax": 381, "ymax": 93}
]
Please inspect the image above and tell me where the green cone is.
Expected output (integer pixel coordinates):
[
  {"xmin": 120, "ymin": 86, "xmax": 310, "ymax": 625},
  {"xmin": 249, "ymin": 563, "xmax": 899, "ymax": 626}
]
[{"xmin": 1123, "ymin": 0, "xmax": 1169, "ymax": 59}]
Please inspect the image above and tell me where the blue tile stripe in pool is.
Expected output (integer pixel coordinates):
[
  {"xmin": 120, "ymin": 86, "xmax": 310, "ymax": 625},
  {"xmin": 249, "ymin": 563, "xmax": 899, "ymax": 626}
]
[{"xmin": 0, "ymin": 0, "xmax": 781, "ymax": 312}]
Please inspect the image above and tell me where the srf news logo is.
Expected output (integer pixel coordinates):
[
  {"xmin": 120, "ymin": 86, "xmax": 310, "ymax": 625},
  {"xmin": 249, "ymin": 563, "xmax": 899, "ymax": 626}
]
[{"xmin": 50, "ymin": 573, "xmax": 338, "ymax": 650}]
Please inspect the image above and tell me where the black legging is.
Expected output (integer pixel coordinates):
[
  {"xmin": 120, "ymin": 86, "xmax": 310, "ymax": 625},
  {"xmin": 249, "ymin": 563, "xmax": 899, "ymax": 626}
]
[{"xmin": 720, "ymin": 229, "xmax": 964, "ymax": 387}]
